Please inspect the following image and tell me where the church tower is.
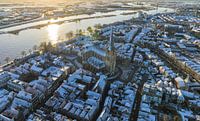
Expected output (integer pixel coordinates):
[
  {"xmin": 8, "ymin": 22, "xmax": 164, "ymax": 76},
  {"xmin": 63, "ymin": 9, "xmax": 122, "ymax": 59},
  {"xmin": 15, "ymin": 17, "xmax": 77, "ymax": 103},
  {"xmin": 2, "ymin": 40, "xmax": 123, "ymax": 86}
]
[
  {"xmin": 108, "ymin": 27, "xmax": 115, "ymax": 51},
  {"xmin": 106, "ymin": 27, "xmax": 116, "ymax": 75}
]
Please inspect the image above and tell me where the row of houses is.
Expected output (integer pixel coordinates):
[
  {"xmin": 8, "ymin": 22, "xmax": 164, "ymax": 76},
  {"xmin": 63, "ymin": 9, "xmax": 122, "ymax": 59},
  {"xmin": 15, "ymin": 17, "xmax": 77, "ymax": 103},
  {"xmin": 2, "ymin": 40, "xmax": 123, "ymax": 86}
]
[
  {"xmin": 157, "ymin": 42, "xmax": 200, "ymax": 81},
  {"xmin": 137, "ymin": 47, "xmax": 199, "ymax": 121},
  {"xmin": 97, "ymin": 81, "xmax": 137, "ymax": 121},
  {"xmin": 100, "ymin": 24, "xmax": 140, "ymax": 43},
  {"xmin": 27, "ymin": 108, "xmax": 75, "ymax": 121},
  {"xmin": 43, "ymin": 69, "xmax": 107, "ymax": 121},
  {"xmin": 0, "ymin": 53, "xmax": 74, "ymax": 120}
]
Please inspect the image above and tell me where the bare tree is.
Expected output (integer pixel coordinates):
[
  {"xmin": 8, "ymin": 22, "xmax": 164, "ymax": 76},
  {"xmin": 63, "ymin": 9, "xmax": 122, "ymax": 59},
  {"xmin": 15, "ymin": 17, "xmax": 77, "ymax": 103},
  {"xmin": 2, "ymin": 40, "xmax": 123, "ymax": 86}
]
[
  {"xmin": 39, "ymin": 42, "xmax": 47, "ymax": 52},
  {"xmin": 47, "ymin": 42, "xmax": 53, "ymax": 52},
  {"xmin": 21, "ymin": 50, "xmax": 26, "ymax": 57},
  {"xmin": 87, "ymin": 26, "xmax": 93, "ymax": 35},
  {"xmin": 94, "ymin": 24, "xmax": 102, "ymax": 29},
  {"xmin": 4, "ymin": 57, "xmax": 10, "ymax": 63},
  {"xmin": 66, "ymin": 31, "xmax": 74, "ymax": 40},
  {"xmin": 33, "ymin": 45, "xmax": 38, "ymax": 52},
  {"xmin": 28, "ymin": 49, "xmax": 32, "ymax": 54},
  {"xmin": 92, "ymin": 29, "xmax": 100, "ymax": 40},
  {"xmin": 77, "ymin": 29, "xmax": 83, "ymax": 36}
]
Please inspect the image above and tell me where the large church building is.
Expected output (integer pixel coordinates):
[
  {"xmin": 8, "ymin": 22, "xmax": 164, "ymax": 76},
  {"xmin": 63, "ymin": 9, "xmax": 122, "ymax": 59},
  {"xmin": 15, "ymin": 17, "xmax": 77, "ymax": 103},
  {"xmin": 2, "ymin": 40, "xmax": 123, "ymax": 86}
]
[{"xmin": 82, "ymin": 28, "xmax": 116, "ymax": 74}]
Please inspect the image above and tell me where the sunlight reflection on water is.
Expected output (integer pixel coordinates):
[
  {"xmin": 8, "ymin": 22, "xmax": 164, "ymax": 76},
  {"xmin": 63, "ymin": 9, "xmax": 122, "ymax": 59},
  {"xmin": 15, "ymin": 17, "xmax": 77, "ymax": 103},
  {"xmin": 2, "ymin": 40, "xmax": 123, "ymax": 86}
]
[{"xmin": 47, "ymin": 24, "xmax": 59, "ymax": 44}]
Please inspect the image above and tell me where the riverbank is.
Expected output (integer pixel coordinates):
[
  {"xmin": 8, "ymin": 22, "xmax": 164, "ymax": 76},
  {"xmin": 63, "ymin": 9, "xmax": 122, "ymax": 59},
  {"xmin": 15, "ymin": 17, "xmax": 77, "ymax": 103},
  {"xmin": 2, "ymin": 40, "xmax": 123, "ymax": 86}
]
[
  {"xmin": 6, "ymin": 14, "xmax": 117, "ymax": 35},
  {"xmin": 0, "ymin": 17, "xmax": 44, "ymax": 30}
]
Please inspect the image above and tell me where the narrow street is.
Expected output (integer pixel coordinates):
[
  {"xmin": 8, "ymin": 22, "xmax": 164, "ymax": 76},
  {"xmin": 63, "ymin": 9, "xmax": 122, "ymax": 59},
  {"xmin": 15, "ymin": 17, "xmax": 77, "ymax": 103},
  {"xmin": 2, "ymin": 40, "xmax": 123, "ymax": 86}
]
[{"xmin": 131, "ymin": 70, "xmax": 149, "ymax": 121}]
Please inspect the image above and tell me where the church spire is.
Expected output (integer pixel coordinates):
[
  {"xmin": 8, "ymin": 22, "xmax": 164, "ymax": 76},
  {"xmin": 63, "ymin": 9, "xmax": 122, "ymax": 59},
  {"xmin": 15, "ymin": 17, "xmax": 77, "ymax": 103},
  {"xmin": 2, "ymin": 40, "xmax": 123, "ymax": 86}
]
[{"xmin": 108, "ymin": 27, "xmax": 114, "ymax": 51}]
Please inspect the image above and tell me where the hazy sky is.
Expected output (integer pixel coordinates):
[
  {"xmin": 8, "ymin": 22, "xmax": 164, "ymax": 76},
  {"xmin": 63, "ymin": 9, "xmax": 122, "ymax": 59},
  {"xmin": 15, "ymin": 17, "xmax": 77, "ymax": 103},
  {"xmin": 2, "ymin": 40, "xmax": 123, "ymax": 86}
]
[
  {"xmin": 0, "ymin": 0, "xmax": 80, "ymax": 4},
  {"xmin": 0, "ymin": 0, "xmax": 199, "ymax": 4},
  {"xmin": 0, "ymin": 0, "xmax": 62, "ymax": 2}
]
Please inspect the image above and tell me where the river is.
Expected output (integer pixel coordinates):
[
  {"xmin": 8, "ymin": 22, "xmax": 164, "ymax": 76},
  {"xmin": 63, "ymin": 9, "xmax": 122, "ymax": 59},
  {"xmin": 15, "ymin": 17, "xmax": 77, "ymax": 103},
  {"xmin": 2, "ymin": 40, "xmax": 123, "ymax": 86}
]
[{"xmin": 0, "ymin": 7, "xmax": 173, "ymax": 64}]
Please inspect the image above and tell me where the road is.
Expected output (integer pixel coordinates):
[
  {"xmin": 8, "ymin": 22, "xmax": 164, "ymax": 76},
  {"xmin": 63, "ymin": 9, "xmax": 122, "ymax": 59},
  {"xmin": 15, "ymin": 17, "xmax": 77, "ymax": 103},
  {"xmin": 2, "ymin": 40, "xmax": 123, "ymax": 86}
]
[{"xmin": 131, "ymin": 71, "xmax": 149, "ymax": 121}]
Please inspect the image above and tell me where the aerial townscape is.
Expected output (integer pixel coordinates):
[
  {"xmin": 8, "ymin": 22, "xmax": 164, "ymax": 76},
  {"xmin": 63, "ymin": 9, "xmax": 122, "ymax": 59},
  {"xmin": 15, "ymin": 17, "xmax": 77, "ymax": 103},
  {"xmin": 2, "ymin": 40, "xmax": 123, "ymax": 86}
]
[{"xmin": 0, "ymin": 0, "xmax": 200, "ymax": 121}]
